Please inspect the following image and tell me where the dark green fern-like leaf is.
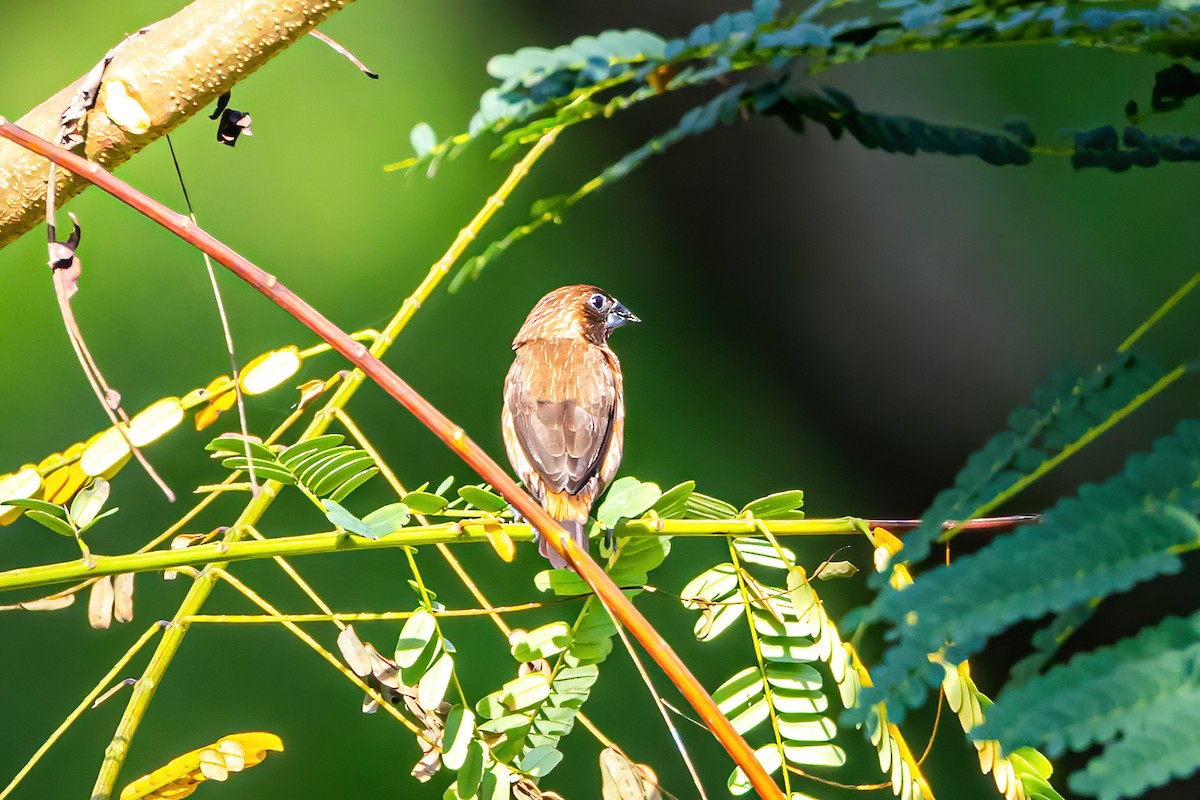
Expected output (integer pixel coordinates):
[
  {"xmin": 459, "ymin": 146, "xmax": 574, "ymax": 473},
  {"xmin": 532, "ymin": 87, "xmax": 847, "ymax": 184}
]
[
  {"xmin": 1068, "ymin": 691, "xmax": 1200, "ymax": 800},
  {"xmin": 883, "ymin": 353, "xmax": 1172, "ymax": 576},
  {"xmin": 979, "ymin": 610, "xmax": 1200, "ymax": 755},
  {"xmin": 858, "ymin": 420, "xmax": 1200, "ymax": 723},
  {"xmin": 974, "ymin": 611, "xmax": 1200, "ymax": 800}
]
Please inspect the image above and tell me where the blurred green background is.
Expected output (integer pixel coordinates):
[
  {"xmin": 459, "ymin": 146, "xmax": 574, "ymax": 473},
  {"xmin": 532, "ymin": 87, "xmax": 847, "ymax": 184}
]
[{"xmin": 1, "ymin": 1, "xmax": 1197, "ymax": 798}]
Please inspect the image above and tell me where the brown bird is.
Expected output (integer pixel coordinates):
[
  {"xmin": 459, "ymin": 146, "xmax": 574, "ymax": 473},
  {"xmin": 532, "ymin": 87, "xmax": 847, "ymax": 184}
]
[{"xmin": 502, "ymin": 285, "xmax": 640, "ymax": 568}]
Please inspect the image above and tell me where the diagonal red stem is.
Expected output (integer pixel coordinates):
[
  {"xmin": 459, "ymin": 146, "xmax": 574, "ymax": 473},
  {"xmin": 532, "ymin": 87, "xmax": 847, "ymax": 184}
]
[{"xmin": 0, "ymin": 118, "xmax": 782, "ymax": 798}]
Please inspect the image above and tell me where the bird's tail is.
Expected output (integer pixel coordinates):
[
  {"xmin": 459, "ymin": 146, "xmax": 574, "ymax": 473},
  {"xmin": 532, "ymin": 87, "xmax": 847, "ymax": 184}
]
[{"xmin": 538, "ymin": 519, "xmax": 586, "ymax": 570}]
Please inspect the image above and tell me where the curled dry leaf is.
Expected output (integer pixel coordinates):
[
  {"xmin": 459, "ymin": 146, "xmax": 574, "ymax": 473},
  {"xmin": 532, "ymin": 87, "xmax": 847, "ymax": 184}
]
[
  {"xmin": 600, "ymin": 747, "xmax": 663, "ymax": 800},
  {"xmin": 47, "ymin": 214, "xmax": 82, "ymax": 297},
  {"xmin": 813, "ymin": 560, "xmax": 859, "ymax": 580},
  {"xmin": 114, "ymin": 573, "xmax": 135, "ymax": 623},
  {"xmin": 307, "ymin": 29, "xmax": 380, "ymax": 79},
  {"xmin": 0, "ymin": 593, "xmax": 76, "ymax": 612},
  {"xmin": 89, "ymin": 575, "xmax": 114, "ymax": 629},
  {"xmin": 337, "ymin": 625, "xmax": 373, "ymax": 677},
  {"xmin": 59, "ymin": 53, "xmax": 112, "ymax": 148}
]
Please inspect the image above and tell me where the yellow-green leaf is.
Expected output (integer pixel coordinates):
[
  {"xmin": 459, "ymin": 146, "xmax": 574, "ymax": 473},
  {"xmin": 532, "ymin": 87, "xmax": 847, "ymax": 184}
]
[
  {"xmin": 128, "ymin": 398, "xmax": 185, "ymax": 446},
  {"xmin": 0, "ymin": 467, "xmax": 43, "ymax": 525},
  {"xmin": 118, "ymin": 732, "xmax": 283, "ymax": 799},
  {"xmin": 80, "ymin": 427, "xmax": 131, "ymax": 477},
  {"xmin": 238, "ymin": 346, "xmax": 302, "ymax": 395}
]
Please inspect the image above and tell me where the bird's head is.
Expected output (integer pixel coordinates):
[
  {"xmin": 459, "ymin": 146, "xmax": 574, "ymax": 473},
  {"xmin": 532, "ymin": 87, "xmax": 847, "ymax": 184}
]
[{"xmin": 513, "ymin": 285, "xmax": 640, "ymax": 348}]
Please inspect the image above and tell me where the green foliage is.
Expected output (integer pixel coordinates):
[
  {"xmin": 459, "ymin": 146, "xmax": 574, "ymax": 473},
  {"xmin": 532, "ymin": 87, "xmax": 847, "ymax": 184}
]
[
  {"xmin": 859, "ymin": 419, "xmax": 1200, "ymax": 722},
  {"xmin": 207, "ymin": 433, "xmax": 379, "ymax": 503},
  {"xmin": 685, "ymin": 541, "xmax": 851, "ymax": 795},
  {"xmin": 469, "ymin": 478, "xmax": 671, "ymax": 781},
  {"xmin": 879, "ymin": 352, "xmax": 1173, "ymax": 575},
  {"xmin": 978, "ymin": 611, "xmax": 1200, "ymax": 800},
  {"xmin": 399, "ymin": 0, "xmax": 1200, "ymax": 286}
]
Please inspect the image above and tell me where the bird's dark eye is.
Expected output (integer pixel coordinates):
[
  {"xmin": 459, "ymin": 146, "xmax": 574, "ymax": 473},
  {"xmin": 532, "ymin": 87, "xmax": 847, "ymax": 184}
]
[{"xmin": 588, "ymin": 293, "xmax": 608, "ymax": 312}]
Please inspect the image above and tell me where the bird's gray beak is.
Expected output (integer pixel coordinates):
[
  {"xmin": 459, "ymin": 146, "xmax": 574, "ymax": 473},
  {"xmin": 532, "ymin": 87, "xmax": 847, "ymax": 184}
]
[{"xmin": 606, "ymin": 301, "xmax": 641, "ymax": 330}]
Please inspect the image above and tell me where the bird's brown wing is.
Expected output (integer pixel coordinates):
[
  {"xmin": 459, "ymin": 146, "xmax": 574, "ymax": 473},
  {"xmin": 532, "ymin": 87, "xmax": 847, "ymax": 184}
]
[{"xmin": 505, "ymin": 340, "xmax": 616, "ymax": 496}]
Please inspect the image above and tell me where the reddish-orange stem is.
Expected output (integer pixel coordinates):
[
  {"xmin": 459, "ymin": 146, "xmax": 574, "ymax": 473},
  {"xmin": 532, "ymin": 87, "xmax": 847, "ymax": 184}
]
[{"xmin": 0, "ymin": 119, "xmax": 781, "ymax": 798}]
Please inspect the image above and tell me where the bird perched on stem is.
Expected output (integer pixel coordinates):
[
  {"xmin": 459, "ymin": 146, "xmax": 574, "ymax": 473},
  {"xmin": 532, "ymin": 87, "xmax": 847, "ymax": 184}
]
[{"xmin": 502, "ymin": 285, "xmax": 640, "ymax": 568}]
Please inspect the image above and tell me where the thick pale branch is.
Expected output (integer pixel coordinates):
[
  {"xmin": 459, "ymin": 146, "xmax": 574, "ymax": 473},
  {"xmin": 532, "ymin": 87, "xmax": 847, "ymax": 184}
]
[{"xmin": 0, "ymin": 0, "xmax": 354, "ymax": 250}]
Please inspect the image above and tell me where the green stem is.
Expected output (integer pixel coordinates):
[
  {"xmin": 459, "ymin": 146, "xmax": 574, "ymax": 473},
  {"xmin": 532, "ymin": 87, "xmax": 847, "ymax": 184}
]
[{"xmin": 0, "ymin": 514, "xmax": 1040, "ymax": 596}]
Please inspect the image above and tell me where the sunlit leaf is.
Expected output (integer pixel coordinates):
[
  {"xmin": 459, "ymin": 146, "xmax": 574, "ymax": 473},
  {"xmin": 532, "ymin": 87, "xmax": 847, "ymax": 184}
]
[
  {"xmin": 238, "ymin": 346, "xmax": 302, "ymax": 395},
  {"xmin": 457, "ymin": 740, "xmax": 485, "ymax": 798},
  {"xmin": 80, "ymin": 426, "xmax": 131, "ymax": 477},
  {"xmin": 321, "ymin": 499, "xmax": 377, "ymax": 538},
  {"xmin": 0, "ymin": 465, "xmax": 43, "ymax": 527},
  {"xmin": 404, "ymin": 491, "xmax": 450, "ymax": 514},
  {"xmin": 784, "ymin": 743, "xmax": 846, "ymax": 767},
  {"xmin": 128, "ymin": 398, "xmax": 185, "ymax": 446},
  {"xmin": 534, "ymin": 568, "xmax": 591, "ymax": 596},
  {"xmin": 442, "ymin": 705, "xmax": 476, "ymax": 771},
  {"xmin": 26, "ymin": 509, "xmax": 77, "ymax": 538},
  {"xmin": 727, "ymin": 745, "xmax": 782, "ymax": 796},
  {"xmin": 600, "ymin": 746, "xmax": 663, "ymax": 800},
  {"xmin": 70, "ymin": 478, "xmax": 110, "ymax": 529},
  {"xmin": 766, "ymin": 662, "xmax": 823, "ymax": 692},
  {"xmin": 741, "ymin": 490, "xmax": 805, "ymax": 519},
  {"xmin": 220, "ymin": 457, "xmax": 296, "ymax": 485},
  {"xmin": 684, "ymin": 491, "xmax": 739, "ymax": 519},
  {"xmin": 363, "ymin": 502, "xmax": 411, "ymax": 536},
  {"xmin": 458, "ymin": 485, "xmax": 508, "ymax": 513},
  {"xmin": 205, "ymin": 433, "xmax": 273, "ymax": 460},
  {"xmin": 681, "ymin": 562, "xmax": 740, "ymax": 607},
  {"xmin": 733, "ymin": 537, "xmax": 795, "ymax": 569},
  {"xmin": 279, "ymin": 434, "xmax": 344, "ymax": 467},
  {"xmin": 713, "ymin": 667, "xmax": 766, "ymax": 713},
  {"xmin": 500, "ymin": 673, "xmax": 551, "ymax": 711},
  {"xmin": 596, "ymin": 477, "xmax": 661, "ymax": 527},
  {"xmin": 396, "ymin": 609, "xmax": 439, "ymax": 669},
  {"xmin": 418, "ymin": 652, "xmax": 455, "ymax": 710},
  {"xmin": 411, "ymin": 122, "xmax": 437, "ymax": 157},
  {"xmin": 43, "ymin": 463, "xmax": 87, "ymax": 506},
  {"xmin": 650, "ymin": 480, "xmax": 694, "ymax": 518},
  {"xmin": 517, "ymin": 744, "xmax": 562, "ymax": 778},
  {"xmin": 510, "ymin": 622, "xmax": 572, "ymax": 662}
]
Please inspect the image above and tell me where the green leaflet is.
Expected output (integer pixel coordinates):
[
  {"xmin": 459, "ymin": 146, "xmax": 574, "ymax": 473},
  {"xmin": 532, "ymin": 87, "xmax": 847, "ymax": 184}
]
[
  {"xmin": 210, "ymin": 432, "xmax": 379, "ymax": 502},
  {"xmin": 980, "ymin": 612, "xmax": 1200, "ymax": 800},
  {"xmin": 861, "ymin": 420, "xmax": 1200, "ymax": 724},
  {"xmin": 883, "ymin": 352, "xmax": 1172, "ymax": 575},
  {"xmin": 476, "ymin": 517, "xmax": 671, "ymax": 775},
  {"xmin": 685, "ymin": 541, "xmax": 851, "ymax": 795},
  {"xmin": 979, "ymin": 610, "xmax": 1200, "ymax": 755},
  {"xmin": 1067, "ymin": 694, "xmax": 1200, "ymax": 800}
]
